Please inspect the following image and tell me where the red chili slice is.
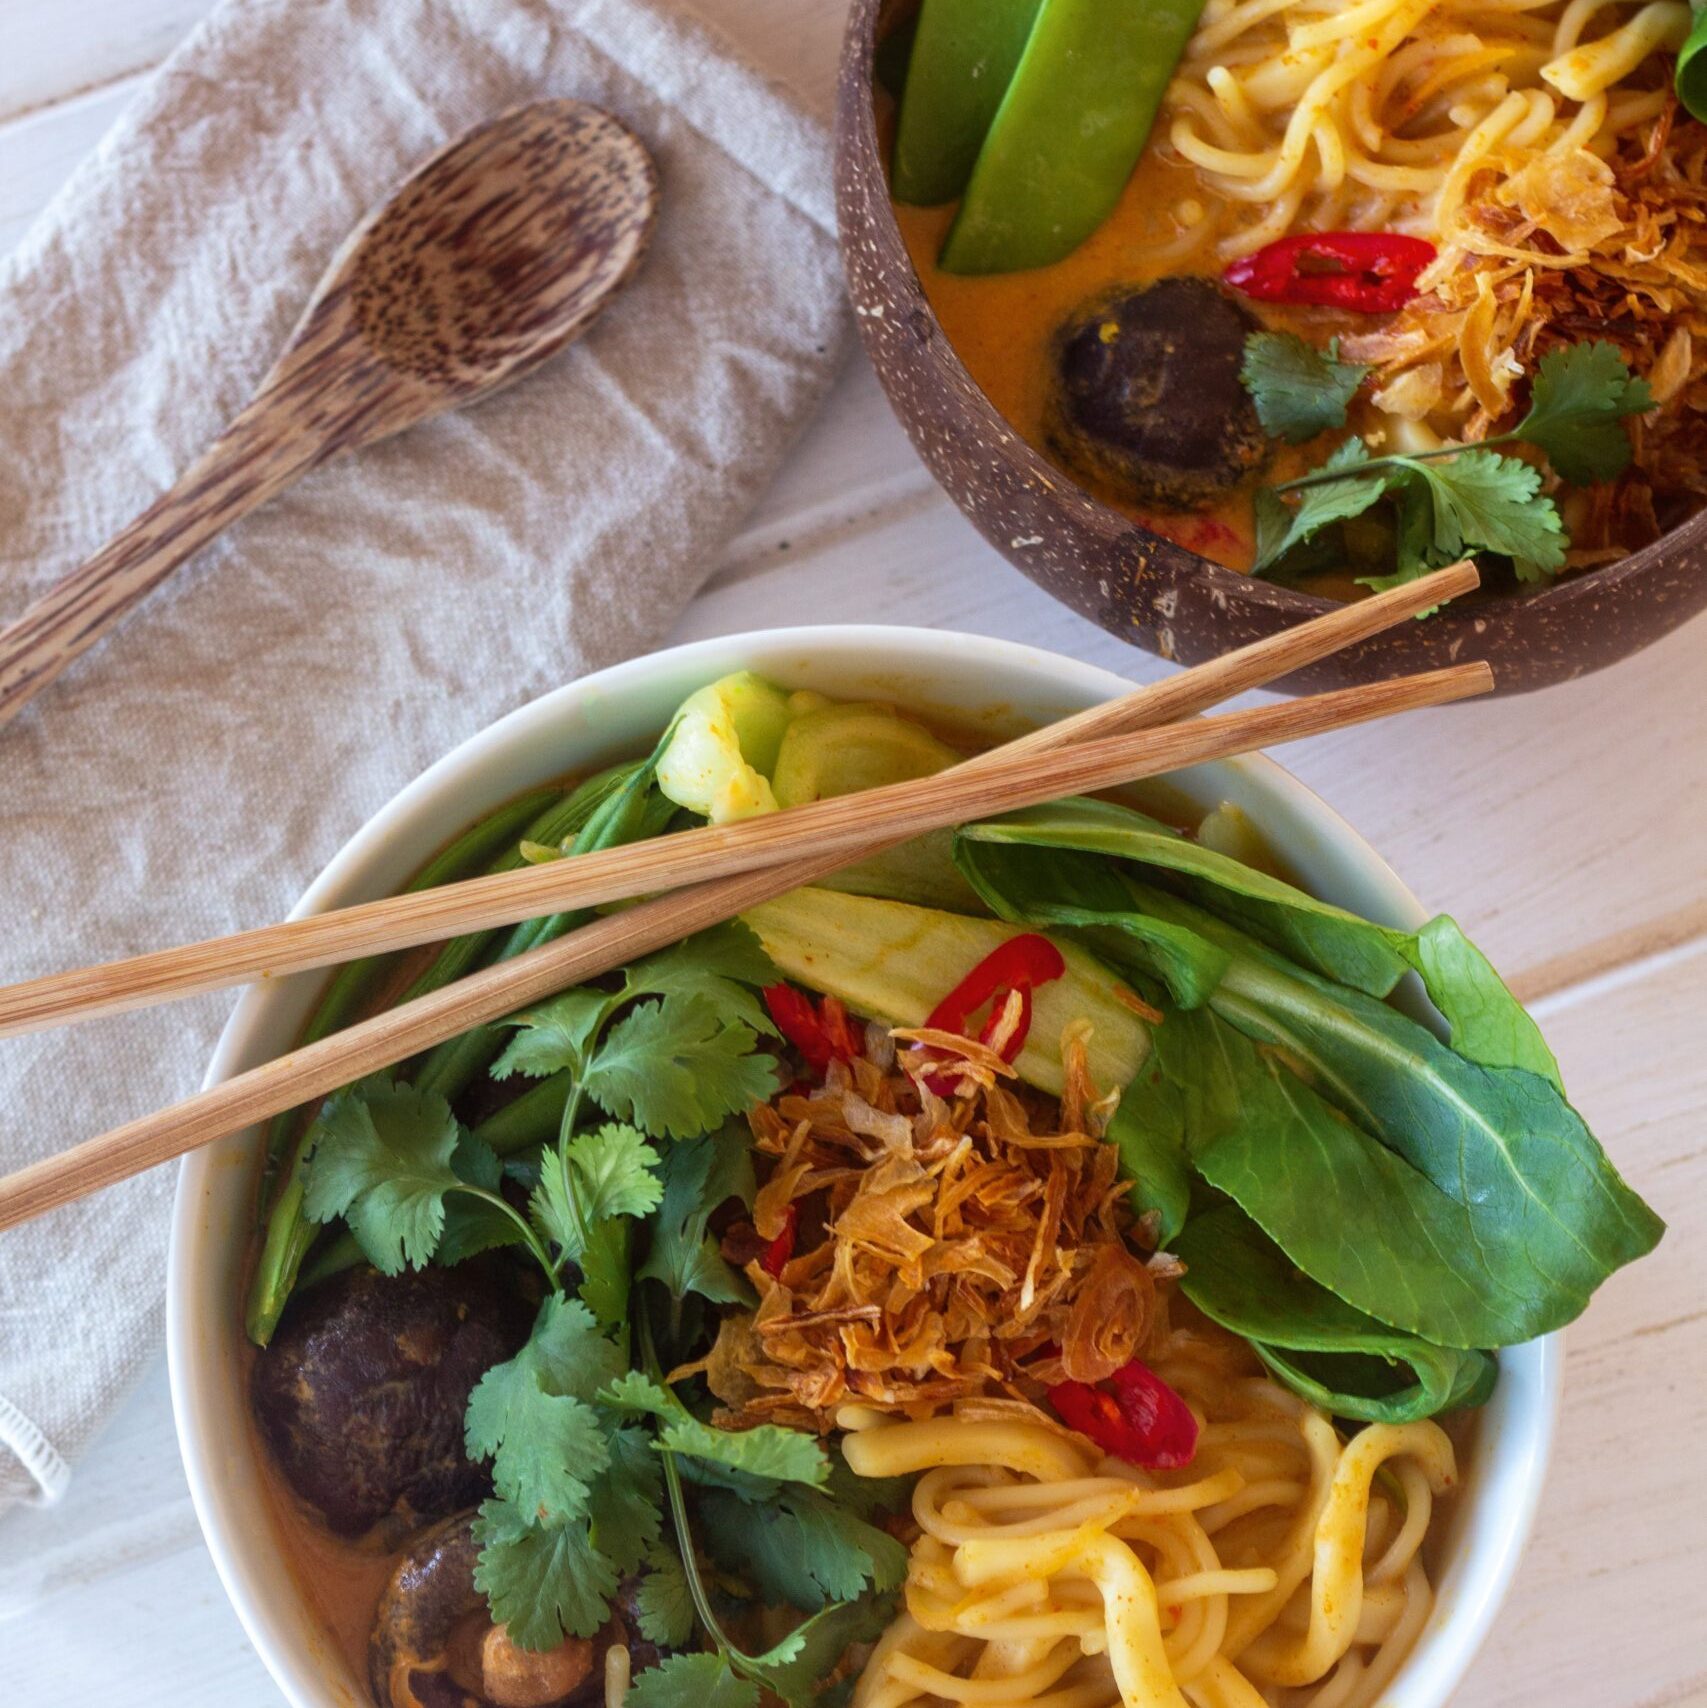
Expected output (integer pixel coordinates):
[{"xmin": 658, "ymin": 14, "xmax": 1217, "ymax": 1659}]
[
  {"xmin": 763, "ymin": 983, "xmax": 856, "ymax": 1079},
  {"xmin": 1223, "ymin": 231, "xmax": 1435, "ymax": 314},
  {"xmin": 922, "ymin": 934, "xmax": 1064, "ymax": 1095},
  {"xmin": 760, "ymin": 1203, "xmax": 798, "ymax": 1278},
  {"xmin": 1049, "ymin": 1358, "xmax": 1199, "ymax": 1469}
]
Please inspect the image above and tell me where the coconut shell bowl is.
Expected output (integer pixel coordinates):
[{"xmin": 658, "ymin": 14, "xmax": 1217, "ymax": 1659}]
[{"xmin": 833, "ymin": 0, "xmax": 1707, "ymax": 697}]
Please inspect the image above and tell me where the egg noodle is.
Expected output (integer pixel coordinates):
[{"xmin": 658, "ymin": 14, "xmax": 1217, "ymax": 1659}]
[
  {"xmin": 1154, "ymin": 0, "xmax": 1690, "ymax": 260},
  {"xmin": 843, "ymin": 1325, "xmax": 1458, "ymax": 1708}
]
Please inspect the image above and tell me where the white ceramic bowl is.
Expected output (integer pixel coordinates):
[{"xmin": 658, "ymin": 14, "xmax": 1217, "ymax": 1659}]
[{"xmin": 168, "ymin": 626, "xmax": 1561, "ymax": 1708}]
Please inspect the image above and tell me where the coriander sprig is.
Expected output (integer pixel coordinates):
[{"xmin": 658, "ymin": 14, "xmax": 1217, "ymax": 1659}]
[{"xmin": 1246, "ymin": 338, "xmax": 1650, "ymax": 589}]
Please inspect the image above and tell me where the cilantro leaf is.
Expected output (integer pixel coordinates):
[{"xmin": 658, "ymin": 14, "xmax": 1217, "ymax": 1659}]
[
  {"xmin": 586, "ymin": 1427, "xmax": 664, "ymax": 1574},
  {"xmin": 472, "ymin": 1497, "xmax": 622, "ymax": 1650},
  {"xmin": 599, "ymin": 1372, "xmax": 830, "ymax": 1489},
  {"xmin": 529, "ymin": 1123, "xmax": 663, "ymax": 1327},
  {"xmin": 435, "ymin": 1133, "xmax": 525, "ymax": 1264},
  {"xmin": 585, "ymin": 993, "xmax": 779, "ymax": 1141},
  {"xmin": 700, "ymin": 1486, "xmax": 907, "ymax": 1611},
  {"xmin": 1515, "ymin": 340, "xmax": 1652, "ymax": 485},
  {"xmin": 1402, "ymin": 451, "xmax": 1566, "ymax": 576},
  {"xmin": 737, "ymin": 1595, "xmax": 898, "ymax": 1708},
  {"xmin": 634, "ymin": 1540, "xmax": 696, "ymax": 1649},
  {"xmin": 493, "ymin": 988, "xmax": 613, "ymax": 1081},
  {"xmin": 464, "ymin": 1298, "xmax": 618, "ymax": 1520},
  {"xmin": 628, "ymin": 1655, "xmax": 759, "ymax": 1708},
  {"xmin": 626, "ymin": 922, "xmax": 783, "ymax": 1042},
  {"xmin": 301, "ymin": 1079, "xmax": 464, "ymax": 1273},
  {"xmin": 638, "ymin": 1125, "xmax": 756, "ymax": 1307},
  {"xmin": 1253, "ymin": 439, "xmax": 1392, "ymax": 575},
  {"xmin": 1241, "ymin": 332, "xmax": 1371, "ymax": 444},
  {"xmin": 530, "ymin": 1123, "xmax": 663, "ymax": 1257}
]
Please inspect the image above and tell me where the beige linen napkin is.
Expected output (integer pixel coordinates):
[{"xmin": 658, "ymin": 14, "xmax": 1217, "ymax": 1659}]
[{"xmin": 0, "ymin": 0, "xmax": 846, "ymax": 1513}]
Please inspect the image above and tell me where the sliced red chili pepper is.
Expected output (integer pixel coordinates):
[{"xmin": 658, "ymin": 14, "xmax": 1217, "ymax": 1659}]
[
  {"xmin": 1223, "ymin": 231, "xmax": 1435, "ymax": 314},
  {"xmin": 763, "ymin": 983, "xmax": 857, "ymax": 1079},
  {"xmin": 926, "ymin": 934, "xmax": 1066, "ymax": 1036},
  {"xmin": 760, "ymin": 1203, "xmax": 798, "ymax": 1277},
  {"xmin": 921, "ymin": 934, "xmax": 1063, "ymax": 1095},
  {"xmin": 1048, "ymin": 1357, "xmax": 1198, "ymax": 1469}
]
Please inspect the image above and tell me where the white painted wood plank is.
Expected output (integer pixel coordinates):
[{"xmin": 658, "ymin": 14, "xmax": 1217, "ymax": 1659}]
[
  {"xmin": 1456, "ymin": 938, "xmax": 1707, "ymax": 1706},
  {"xmin": 0, "ymin": 78, "xmax": 142, "ymax": 258},
  {"xmin": 0, "ymin": 0, "xmax": 201, "ymax": 123}
]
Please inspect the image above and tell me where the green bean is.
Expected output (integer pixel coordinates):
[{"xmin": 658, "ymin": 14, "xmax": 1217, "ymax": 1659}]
[
  {"xmin": 257, "ymin": 785, "xmax": 560, "ymax": 1187},
  {"xmin": 245, "ymin": 782, "xmax": 570, "ymax": 1346}
]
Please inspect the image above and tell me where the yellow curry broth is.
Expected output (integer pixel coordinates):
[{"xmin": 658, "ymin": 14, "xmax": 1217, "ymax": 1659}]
[{"xmin": 896, "ymin": 150, "xmax": 1327, "ymax": 576}]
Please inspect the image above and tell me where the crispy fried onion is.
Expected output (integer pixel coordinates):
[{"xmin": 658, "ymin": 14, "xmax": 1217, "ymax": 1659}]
[
  {"xmin": 1346, "ymin": 98, "xmax": 1707, "ymax": 564},
  {"xmin": 695, "ymin": 1026, "xmax": 1171, "ymax": 1431}
]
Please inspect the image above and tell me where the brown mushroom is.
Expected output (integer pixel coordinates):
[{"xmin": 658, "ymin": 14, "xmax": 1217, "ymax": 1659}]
[
  {"xmin": 1045, "ymin": 278, "xmax": 1271, "ymax": 511},
  {"xmin": 368, "ymin": 1514, "xmax": 649, "ymax": 1708},
  {"xmin": 252, "ymin": 1260, "xmax": 532, "ymax": 1539}
]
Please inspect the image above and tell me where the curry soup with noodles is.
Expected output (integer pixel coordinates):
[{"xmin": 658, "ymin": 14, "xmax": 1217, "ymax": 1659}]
[
  {"xmin": 239, "ymin": 673, "xmax": 1660, "ymax": 1708},
  {"xmin": 888, "ymin": 0, "xmax": 1706, "ymax": 599}
]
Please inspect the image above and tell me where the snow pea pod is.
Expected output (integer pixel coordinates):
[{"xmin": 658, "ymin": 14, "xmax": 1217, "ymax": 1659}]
[
  {"xmin": 891, "ymin": 0, "xmax": 1043, "ymax": 205},
  {"xmin": 942, "ymin": 0, "xmax": 1206, "ymax": 275}
]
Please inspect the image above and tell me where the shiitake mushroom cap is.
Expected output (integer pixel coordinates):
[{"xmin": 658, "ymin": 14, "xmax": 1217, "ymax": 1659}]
[
  {"xmin": 252, "ymin": 1261, "xmax": 532, "ymax": 1539},
  {"xmin": 1046, "ymin": 278, "xmax": 1271, "ymax": 511}
]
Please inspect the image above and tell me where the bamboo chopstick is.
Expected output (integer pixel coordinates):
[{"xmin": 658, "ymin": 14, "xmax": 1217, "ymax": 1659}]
[
  {"xmin": 0, "ymin": 655, "xmax": 1492, "ymax": 1233},
  {"xmin": 0, "ymin": 561, "xmax": 1479, "ymax": 1040}
]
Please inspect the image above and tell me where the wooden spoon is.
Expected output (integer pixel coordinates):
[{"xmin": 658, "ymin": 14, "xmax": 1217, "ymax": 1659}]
[{"xmin": 0, "ymin": 99, "xmax": 659, "ymax": 730}]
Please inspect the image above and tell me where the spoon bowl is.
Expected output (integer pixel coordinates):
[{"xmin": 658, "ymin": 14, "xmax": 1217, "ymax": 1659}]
[
  {"xmin": 0, "ymin": 99, "xmax": 660, "ymax": 730},
  {"xmin": 343, "ymin": 100, "xmax": 658, "ymax": 403}
]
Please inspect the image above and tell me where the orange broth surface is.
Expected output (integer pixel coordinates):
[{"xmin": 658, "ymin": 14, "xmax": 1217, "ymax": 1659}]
[{"xmin": 894, "ymin": 150, "xmax": 1342, "ymax": 583}]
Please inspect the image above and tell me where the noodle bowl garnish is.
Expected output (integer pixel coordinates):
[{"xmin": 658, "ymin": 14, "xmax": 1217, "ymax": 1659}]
[{"xmin": 692, "ymin": 1024, "xmax": 1165, "ymax": 1431}]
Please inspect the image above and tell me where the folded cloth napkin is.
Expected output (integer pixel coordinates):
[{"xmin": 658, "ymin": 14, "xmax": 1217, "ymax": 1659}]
[{"xmin": 0, "ymin": 0, "xmax": 846, "ymax": 1514}]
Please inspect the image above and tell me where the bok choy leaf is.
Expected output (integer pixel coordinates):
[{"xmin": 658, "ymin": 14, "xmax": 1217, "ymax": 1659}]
[
  {"xmin": 1174, "ymin": 1206, "xmax": 1497, "ymax": 1423},
  {"xmin": 953, "ymin": 810, "xmax": 1664, "ymax": 1350}
]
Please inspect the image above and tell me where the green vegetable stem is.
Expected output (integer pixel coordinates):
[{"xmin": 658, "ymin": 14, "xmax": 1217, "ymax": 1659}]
[
  {"xmin": 243, "ymin": 782, "xmax": 561, "ymax": 1346},
  {"xmin": 890, "ymin": 0, "xmax": 1043, "ymax": 206},
  {"xmin": 942, "ymin": 0, "xmax": 1207, "ymax": 274}
]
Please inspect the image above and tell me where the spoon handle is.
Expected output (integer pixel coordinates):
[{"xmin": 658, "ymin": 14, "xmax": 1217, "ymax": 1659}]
[{"xmin": 0, "ymin": 392, "xmax": 341, "ymax": 731}]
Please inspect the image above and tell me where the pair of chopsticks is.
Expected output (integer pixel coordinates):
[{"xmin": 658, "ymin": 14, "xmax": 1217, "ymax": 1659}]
[{"xmin": 0, "ymin": 562, "xmax": 1489, "ymax": 1232}]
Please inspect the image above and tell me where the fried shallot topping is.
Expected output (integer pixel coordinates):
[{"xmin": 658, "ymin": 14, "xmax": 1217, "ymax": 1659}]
[
  {"xmin": 1345, "ymin": 97, "xmax": 1707, "ymax": 563},
  {"xmin": 685, "ymin": 1022, "xmax": 1173, "ymax": 1432}
]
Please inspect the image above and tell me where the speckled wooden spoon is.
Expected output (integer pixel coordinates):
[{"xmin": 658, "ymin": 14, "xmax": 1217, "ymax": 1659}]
[{"xmin": 0, "ymin": 99, "xmax": 658, "ymax": 731}]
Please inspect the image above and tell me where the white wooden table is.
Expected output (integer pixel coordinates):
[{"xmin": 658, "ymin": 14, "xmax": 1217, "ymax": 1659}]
[{"xmin": 4, "ymin": 3, "xmax": 1706, "ymax": 1703}]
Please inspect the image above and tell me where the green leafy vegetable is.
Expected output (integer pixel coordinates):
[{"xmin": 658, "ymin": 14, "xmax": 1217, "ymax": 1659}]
[
  {"xmin": 1176, "ymin": 1207, "xmax": 1496, "ymax": 1422},
  {"xmin": 1511, "ymin": 340, "xmax": 1653, "ymax": 486},
  {"xmin": 599, "ymin": 1372, "xmax": 830, "ymax": 1489},
  {"xmin": 1252, "ymin": 339, "xmax": 1648, "ymax": 589},
  {"xmin": 1120, "ymin": 885, "xmax": 1664, "ymax": 1347},
  {"xmin": 633, "ymin": 1540, "xmax": 696, "ymax": 1648},
  {"xmin": 957, "ymin": 795, "xmax": 1559, "ymax": 1081},
  {"xmin": 586, "ymin": 993, "xmax": 780, "ymax": 1142},
  {"xmin": 465, "ymin": 1297, "xmax": 625, "ymax": 1520},
  {"xmin": 530, "ymin": 1122, "xmax": 663, "ymax": 1326},
  {"xmin": 472, "ymin": 1497, "xmax": 622, "ymax": 1650},
  {"xmin": 627, "ymin": 1654, "xmax": 759, "ymax": 1708},
  {"xmin": 953, "ymin": 802, "xmax": 1663, "ymax": 1353},
  {"xmin": 1253, "ymin": 439, "xmax": 1391, "ymax": 575},
  {"xmin": 637, "ymin": 1124, "xmax": 756, "ymax": 1307},
  {"xmin": 699, "ymin": 1485, "xmax": 908, "ymax": 1611},
  {"xmin": 300, "ymin": 1079, "xmax": 547, "ymax": 1276},
  {"xmin": 1240, "ymin": 332, "xmax": 1370, "ymax": 444}
]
